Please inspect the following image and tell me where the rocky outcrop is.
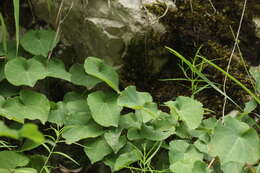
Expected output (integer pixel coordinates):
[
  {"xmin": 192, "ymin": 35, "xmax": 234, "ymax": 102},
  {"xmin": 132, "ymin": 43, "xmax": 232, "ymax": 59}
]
[{"xmin": 31, "ymin": 0, "xmax": 177, "ymax": 71}]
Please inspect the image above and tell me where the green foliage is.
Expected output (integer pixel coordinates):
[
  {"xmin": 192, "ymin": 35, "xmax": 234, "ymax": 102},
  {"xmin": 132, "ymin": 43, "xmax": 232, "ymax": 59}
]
[
  {"xmin": 21, "ymin": 30, "xmax": 58, "ymax": 57},
  {"xmin": 0, "ymin": 14, "xmax": 259, "ymax": 173}
]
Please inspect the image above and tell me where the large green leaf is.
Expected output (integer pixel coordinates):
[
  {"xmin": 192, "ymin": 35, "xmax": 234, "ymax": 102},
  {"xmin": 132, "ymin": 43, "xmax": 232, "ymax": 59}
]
[
  {"xmin": 19, "ymin": 124, "xmax": 44, "ymax": 144},
  {"xmin": 169, "ymin": 140, "xmax": 203, "ymax": 173},
  {"xmin": 128, "ymin": 123, "xmax": 175, "ymax": 141},
  {"xmin": 5, "ymin": 57, "xmax": 46, "ymax": 87},
  {"xmin": 70, "ymin": 63, "xmax": 101, "ymax": 89},
  {"xmin": 48, "ymin": 101, "xmax": 67, "ymax": 126},
  {"xmin": 34, "ymin": 55, "xmax": 71, "ymax": 81},
  {"xmin": 84, "ymin": 57, "xmax": 119, "ymax": 93},
  {"xmin": 87, "ymin": 91, "xmax": 122, "ymax": 127},
  {"xmin": 135, "ymin": 102, "xmax": 160, "ymax": 123},
  {"xmin": 104, "ymin": 128, "xmax": 126, "ymax": 153},
  {"xmin": 119, "ymin": 112, "xmax": 142, "ymax": 129},
  {"xmin": 208, "ymin": 117, "xmax": 259, "ymax": 164},
  {"xmin": 165, "ymin": 96, "xmax": 204, "ymax": 129},
  {"xmin": 114, "ymin": 150, "xmax": 141, "ymax": 171},
  {"xmin": 63, "ymin": 120, "xmax": 104, "ymax": 144},
  {"xmin": 48, "ymin": 92, "xmax": 91, "ymax": 126},
  {"xmin": 84, "ymin": 136, "xmax": 113, "ymax": 163},
  {"xmin": 0, "ymin": 168, "xmax": 37, "ymax": 173},
  {"xmin": 0, "ymin": 80, "xmax": 20, "ymax": 97},
  {"xmin": 0, "ymin": 120, "xmax": 19, "ymax": 139},
  {"xmin": 221, "ymin": 162, "xmax": 244, "ymax": 173},
  {"xmin": 118, "ymin": 86, "xmax": 153, "ymax": 109},
  {"xmin": 0, "ymin": 90, "xmax": 50, "ymax": 123},
  {"xmin": 192, "ymin": 161, "xmax": 211, "ymax": 173},
  {"xmin": 21, "ymin": 29, "xmax": 58, "ymax": 57},
  {"xmin": 0, "ymin": 151, "xmax": 29, "ymax": 169}
]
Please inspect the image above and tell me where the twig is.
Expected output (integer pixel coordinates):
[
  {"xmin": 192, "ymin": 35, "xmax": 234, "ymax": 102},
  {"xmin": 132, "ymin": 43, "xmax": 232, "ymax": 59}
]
[{"xmin": 222, "ymin": 0, "xmax": 248, "ymax": 123}]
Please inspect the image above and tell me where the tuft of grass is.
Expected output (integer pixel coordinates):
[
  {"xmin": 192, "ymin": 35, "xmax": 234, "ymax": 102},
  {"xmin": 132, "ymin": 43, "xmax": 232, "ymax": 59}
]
[
  {"xmin": 0, "ymin": 12, "xmax": 8, "ymax": 54},
  {"xmin": 13, "ymin": 0, "xmax": 20, "ymax": 56}
]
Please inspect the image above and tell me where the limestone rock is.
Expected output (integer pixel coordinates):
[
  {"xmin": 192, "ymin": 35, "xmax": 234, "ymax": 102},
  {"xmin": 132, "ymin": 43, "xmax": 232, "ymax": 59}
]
[{"xmin": 31, "ymin": 0, "xmax": 177, "ymax": 71}]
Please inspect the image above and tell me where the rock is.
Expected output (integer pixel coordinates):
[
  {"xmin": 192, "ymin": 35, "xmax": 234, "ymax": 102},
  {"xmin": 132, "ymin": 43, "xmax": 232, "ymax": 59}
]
[
  {"xmin": 30, "ymin": 0, "xmax": 177, "ymax": 72},
  {"xmin": 253, "ymin": 17, "xmax": 260, "ymax": 39}
]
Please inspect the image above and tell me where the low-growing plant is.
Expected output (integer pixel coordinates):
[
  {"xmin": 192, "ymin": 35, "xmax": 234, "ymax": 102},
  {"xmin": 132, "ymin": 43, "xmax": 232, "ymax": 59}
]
[{"xmin": 0, "ymin": 1, "xmax": 259, "ymax": 172}]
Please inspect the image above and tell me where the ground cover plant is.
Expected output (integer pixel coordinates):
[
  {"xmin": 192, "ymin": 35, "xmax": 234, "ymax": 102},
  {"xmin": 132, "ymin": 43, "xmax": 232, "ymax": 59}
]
[{"xmin": 0, "ymin": 0, "xmax": 259, "ymax": 173}]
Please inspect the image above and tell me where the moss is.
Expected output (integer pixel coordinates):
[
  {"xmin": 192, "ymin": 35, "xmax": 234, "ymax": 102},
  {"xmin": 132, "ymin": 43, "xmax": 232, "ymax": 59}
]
[{"xmin": 144, "ymin": 2, "xmax": 167, "ymax": 17}]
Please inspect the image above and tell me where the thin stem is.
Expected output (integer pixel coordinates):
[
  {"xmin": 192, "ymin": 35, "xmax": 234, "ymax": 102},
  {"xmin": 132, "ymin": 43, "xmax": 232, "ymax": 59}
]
[{"xmin": 222, "ymin": 0, "xmax": 247, "ymax": 122}]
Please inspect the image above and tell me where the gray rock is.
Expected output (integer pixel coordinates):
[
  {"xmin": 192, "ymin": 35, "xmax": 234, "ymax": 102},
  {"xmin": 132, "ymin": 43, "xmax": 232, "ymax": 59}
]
[
  {"xmin": 31, "ymin": 0, "xmax": 177, "ymax": 71},
  {"xmin": 253, "ymin": 17, "xmax": 260, "ymax": 39}
]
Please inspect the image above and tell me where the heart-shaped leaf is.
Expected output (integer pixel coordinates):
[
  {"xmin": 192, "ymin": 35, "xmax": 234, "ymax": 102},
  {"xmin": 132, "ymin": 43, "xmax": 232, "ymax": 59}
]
[
  {"xmin": 118, "ymin": 86, "xmax": 153, "ymax": 109},
  {"xmin": 84, "ymin": 57, "xmax": 119, "ymax": 93},
  {"xmin": 5, "ymin": 57, "xmax": 46, "ymax": 87},
  {"xmin": 87, "ymin": 91, "xmax": 122, "ymax": 127},
  {"xmin": 0, "ymin": 120, "xmax": 19, "ymax": 139},
  {"xmin": 208, "ymin": 116, "xmax": 259, "ymax": 164},
  {"xmin": 166, "ymin": 96, "xmax": 203, "ymax": 129},
  {"xmin": 21, "ymin": 29, "xmax": 58, "ymax": 57},
  {"xmin": 84, "ymin": 136, "xmax": 113, "ymax": 163},
  {"xmin": 0, "ymin": 151, "xmax": 29, "ymax": 169},
  {"xmin": 70, "ymin": 63, "xmax": 101, "ymax": 89},
  {"xmin": 0, "ymin": 90, "xmax": 50, "ymax": 123},
  {"xmin": 169, "ymin": 140, "xmax": 203, "ymax": 173},
  {"xmin": 63, "ymin": 120, "xmax": 104, "ymax": 144},
  {"xmin": 104, "ymin": 128, "xmax": 126, "ymax": 153},
  {"xmin": 35, "ymin": 55, "xmax": 71, "ymax": 81}
]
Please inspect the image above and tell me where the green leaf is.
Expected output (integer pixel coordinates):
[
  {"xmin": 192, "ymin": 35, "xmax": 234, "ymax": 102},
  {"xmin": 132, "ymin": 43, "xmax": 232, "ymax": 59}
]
[
  {"xmin": 84, "ymin": 136, "xmax": 113, "ymax": 163},
  {"xmin": 14, "ymin": 168, "xmax": 37, "ymax": 173},
  {"xmin": 20, "ymin": 139, "xmax": 41, "ymax": 152},
  {"xmin": 128, "ymin": 123, "xmax": 175, "ymax": 141},
  {"xmin": 0, "ymin": 120, "xmax": 19, "ymax": 139},
  {"xmin": 257, "ymin": 164, "xmax": 260, "ymax": 173},
  {"xmin": 70, "ymin": 63, "xmax": 101, "ymax": 89},
  {"xmin": 63, "ymin": 121, "xmax": 104, "ymax": 144},
  {"xmin": 119, "ymin": 112, "xmax": 142, "ymax": 129},
  {"xmin": 192, "ymin": 161, "xmax": 211, "ymax": 173},
  {"xmin": 0, "ymin": 90, "xmax": 50, "ymax": 123},
  {"xmin": 5, "ymin": 57, "xmax": 46, "ymax": 87},
  {"xmin": 0, "ymin": 80, "xmax": 20, "ymax": 97},
  {"xmin": 141, "ymin": 124, "xmax": 174, "ymax": 141},
  {"xmin": 19, "ymin": 124, "xmax": 44, "ymax": 144},
  {"xmin": 84, "ymin": 57, "xmax": 119, "ymax": 93},
  {"xmin": 104, "ymin": 128, "xmax": 126, "ymax": 153},
  {"xmin": 114, "ymin": 150, "xmax": 141, "ymax": 171},
  {"xmin": 165, "ymin": 96, "xmax": 204, "ymax": 129},
  {"xmin": 118, "ymin": 86, "xmax": 153, "ymax": 109},
  {"xmin": 0, "ymin": 151, "xmax": 29, "ymax": 169},
  {"xmin": 169, "ymin": 140, "xmax": 203, "ymax": 173},
  {"xmin": 221, "ymin": 162, "xmax": 244, "ymax": 173},
  {"xmin": 48, "ymin": 102, "xmax": 67, "ymax": 126},
  {"xmin": 28, "ymin": 155, "xmax": 46, "ymax": 172},
  {"xmin": 21, "ymin": 30, "xmax": 58, "ymax": 57},
  {"xmin": 87, "ymin": 91, "xmax": 122, "ymax": 127},
  {"xmin": 35, "ymin": 56, "xmax": 71, "ymax": 81},
  {"xmin": 135, "ymin": 102, "xmax": 160, "ymax": 123},
  {"xmin": 0, "ymin": 168, "xmax": 37, "ymax": 173},
  {"xmin": 208, "ymin": 116, "xmax": 259, "ymax": 164}
]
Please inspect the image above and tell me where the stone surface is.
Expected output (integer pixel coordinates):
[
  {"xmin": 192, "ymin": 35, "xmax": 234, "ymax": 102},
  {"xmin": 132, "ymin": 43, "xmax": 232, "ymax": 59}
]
[
  {"xmin": 253, "ymin": 17, "xmax": 260, "ymax": 39},
  {"xmin": 31, "ymin": 0, "xmax": 177, "ymax": 71}
]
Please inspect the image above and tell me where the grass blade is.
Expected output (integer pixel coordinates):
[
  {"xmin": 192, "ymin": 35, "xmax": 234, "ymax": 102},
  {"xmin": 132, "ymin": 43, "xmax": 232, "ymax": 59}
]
[
  {"xmin": 165, "ymin": 46, "xmax": 241, "ymax": 109},
  {"xmin": 13, "ymin": 0, "xmax": 20, "ymax": 56},
  {"xmin": 197, "ymin": 55, "xmax": 260, "ymax": 105},
  {"xmin": 0, "ymin": 12, "xmax": 8, "ymax": 54}
]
